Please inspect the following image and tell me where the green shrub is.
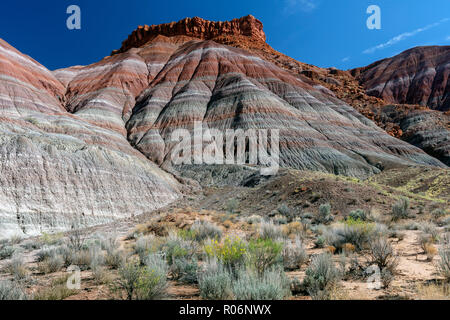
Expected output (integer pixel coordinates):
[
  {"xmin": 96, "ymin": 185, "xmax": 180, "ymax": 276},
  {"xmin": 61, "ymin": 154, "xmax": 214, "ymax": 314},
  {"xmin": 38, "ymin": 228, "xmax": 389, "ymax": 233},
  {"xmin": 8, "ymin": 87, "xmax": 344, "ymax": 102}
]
[
  {"xmin": 282, "ymin": 237, "xmax": 308, "ymax": 271},
  {"xmin": 303, "ymin": 253, "xmax": 340, "ymax": 300},
  {"xmin": 232, "ymin": 268, "xmax": 291, "ymax": 300},
  {"xmin": 161, "ymin": 232, "xmax": 197, "ymax": 265},
  {"xmin": 198, "ymin": 260, "xmax": 233, "ymax": 300},
  {"xmin": 114, "ymin": 254, "xmax": 168, "ymax": 300},
  {"xmin": 171, "ymin": 258, "xmax": 198, "ymax": 284},
  {"xmin": 323, "ymin": 218, "xmax": 375, "ymax": 252},
  {"xmin": 0, "ymin": 246, "xmax": 15, "ymax": 260},
  {"xmin": 0, "ymin": 280, "xmax": 27, "ymax": 300},
  {"xmin": 204, "ymin": 236, "xmax": 247, "ymax": 271},
  {"xmin": 315, "ymin": 203, "xmax": 334, "ymax": 224},
  {"xmin": 437, "ymin": 244, "xmax": 450, "ymax": 282},
  {"xmin": 246, "ymin": 239, "xmax": 283, "ymax": 275},
  {"xmin": 391, "ymin": 197, "xmax": 410, "ymax": 221},
  {"xmin": 348, "ymin": 209, "xmax": 368, "ymax": 221},
  {"xmin": 190, "ymin": 220, "xmax": 222, "ymax": 242}
]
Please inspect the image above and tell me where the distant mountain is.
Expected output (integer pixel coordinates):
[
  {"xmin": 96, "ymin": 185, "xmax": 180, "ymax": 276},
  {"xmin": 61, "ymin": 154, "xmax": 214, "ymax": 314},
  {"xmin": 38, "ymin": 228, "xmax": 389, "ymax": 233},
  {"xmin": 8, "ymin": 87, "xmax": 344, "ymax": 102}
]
[{"xmin": 351, "ymin": 46, "xmax": 450, "ymax": 111}]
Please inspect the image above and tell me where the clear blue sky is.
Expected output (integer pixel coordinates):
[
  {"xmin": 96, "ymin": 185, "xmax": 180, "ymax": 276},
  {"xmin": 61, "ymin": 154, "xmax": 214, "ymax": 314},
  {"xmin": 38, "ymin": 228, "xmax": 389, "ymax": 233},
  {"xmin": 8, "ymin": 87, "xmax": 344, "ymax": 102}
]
[{"xmin": 1, "ymin": 0, "xmax": 449, "ymax": 70}]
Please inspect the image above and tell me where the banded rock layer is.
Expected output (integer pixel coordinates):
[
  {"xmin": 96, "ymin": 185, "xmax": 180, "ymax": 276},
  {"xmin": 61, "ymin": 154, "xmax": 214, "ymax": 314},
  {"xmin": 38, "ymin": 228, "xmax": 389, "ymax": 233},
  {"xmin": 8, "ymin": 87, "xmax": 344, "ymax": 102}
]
[
  {"xmin": 352, "ymin": 46, "xmax": 450, "ymax": 111},
  {"xmin": 0, "ymin": 39, "xmax": 180, "ymax": 238},
  {"xmin": 117, "ymin": 38, "xmax": 443, "ymax": 176}
]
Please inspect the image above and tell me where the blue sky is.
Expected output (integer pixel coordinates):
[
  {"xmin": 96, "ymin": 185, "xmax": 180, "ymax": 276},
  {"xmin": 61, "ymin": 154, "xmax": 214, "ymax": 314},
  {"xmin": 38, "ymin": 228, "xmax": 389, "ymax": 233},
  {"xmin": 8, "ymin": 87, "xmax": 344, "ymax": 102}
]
[{"xmin": 1, "ymin": 0, "xmax": 449, "ymax": 70}]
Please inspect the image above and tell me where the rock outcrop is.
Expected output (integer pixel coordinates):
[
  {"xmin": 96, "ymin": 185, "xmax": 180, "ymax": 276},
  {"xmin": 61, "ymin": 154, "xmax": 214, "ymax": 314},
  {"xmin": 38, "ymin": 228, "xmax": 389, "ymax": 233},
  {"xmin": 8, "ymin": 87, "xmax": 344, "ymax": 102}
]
[
  {"xmin": 352, "ymin": 46, "xmax": 450, "ymax": 111},
  {"xmin": 113, "ymin": 15, "xmax": 266, "ymax": 55}
]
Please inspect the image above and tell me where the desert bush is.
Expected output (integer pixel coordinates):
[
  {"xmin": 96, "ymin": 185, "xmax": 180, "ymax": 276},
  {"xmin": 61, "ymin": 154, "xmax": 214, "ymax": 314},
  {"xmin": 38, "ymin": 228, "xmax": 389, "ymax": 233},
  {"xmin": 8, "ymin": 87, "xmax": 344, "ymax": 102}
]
[
  {"xmin": 366, "ymin": 237, "xmax": 398, "ymax": 274},
  {"xmin": 33, "ymin": 276, "xmax": 78, "ymax": 300},
  {"xmin": 272, "ymin": 215, "xmax": 288, "ymax": 225},
  {"xmin": 315, "ymin": 203, "xmax": 334, "ymax": 224},
  {"xmin": 21, "ymin": 241, "xmax": 42, "ymax": 251},
  {"xmin": 432, "ymin": 208, "xmax": 447, "ymax": 220},
  {"xmin": 303, "ymin": 253, "xmax": 340, "ymax": 300},
  {"xmin": 67, "ymin": 219, "xmax": 87, "ymax": 250},
  {"xmin": 204, "ymin": 236, "xmax": 247, "ymax": 271},
  {"xmin": 4, "ymin": 256, "xmax": 28, "ymax": 280},
  {"xmin": 348, "ymin": 209, "xmax": 368, "ymax": 221},
  {"xmin": 140, "ymin": 253, "xmax": 169, "ymax": 299},
  {"xmin": 232, "ymin": 268, "xmax": 291, "ymax": 300},
  {"xmin": 277, "ymin": 203, "xmax": 291, "ymax": 216},
  {"xmin": 91, "ymin": 265, "xmax": 109, "ymax": 284},
  {"xmin": 161, "ymin": 232, "xmax": 197, "ymax": 265},
  {"xmin": 171, "ymin": 258, "xmax": 198, "ymax": 284},
  {"xmin": 381, "ymin": 269, "xmax": 394, "ymax": 289},
  {"xmin": 226, "ymin": 198, "xmax": 239, "ymax": 213},
  {"xmin": 282, "ymin": 237, "xmax": 308, "ymax": 271},
  {"xmin": 67, "ymin": 249, "xmax": 92, "ymax": 270},
  {"xmin": 198, "ymin": 259, "xmax": 233, "ymax": 300},
  {"xmin": 277, "ymin": 204, "xmax": 295, "ymax": 222},
  {"xmin": 322, "ymin": 218, "xmax": 375, "ymax": 252},
  {"xmin": 105, "ymin": 248, "xmax": 126, "ymax": 269},
  {"xmin": 391, "ymin": 197, "xmax": 410, "ymax": 221},
  {"xmin": 259, "ymin": 221, "xmax": 284, "ymax": 240},
  {"xmin": 0, "ymin": 246, "xmax": 15, "ymax": 260},
  {"xmin": 423, "ymin": 243, "xmax": 438, "ymax": 262},
  {"xmin": 99, "ymin": 234, "xmax": 120, "ymax": 252},
  {"xmin": 244, "ymin": 215, "xmax": 262, "ymax": 225},
  {"xmin": 89, "ymin": 245, "xmax": 105, "ymax": 268},
  {"xmin": 38, "ymin": 252, "xmax": 64, "ymax": 274},
  {"xmin": 420, "ymin": 222, "xmax": 440, "ymax": 242},
  {"xmin": 134, "ymin": 235, "xmax": 157, "ymax": 264},
  {"xmin": 114, "ymin": 254, "xmax": 168, "ymax": 300},
  {"xmin": 190, "ymin": 220, "xmax": 222, "ymax": 242},
  {"xmin": 0, "ymin": 280, "xmax": 27, "ymax": 300},
  {"xmin": 282, "ymin": 221, "xmax": 305, "ymax": 238},
  {"xmin": 437, "ymin": 244, "xmax": 450, "ymax": 282},
  {"xmin": 40, "ymin": 232, "xmax": 64, "ymax": 246},
  {"xmin": 246, "ymin": 239, "xmax": 283, "ymax": 275}
]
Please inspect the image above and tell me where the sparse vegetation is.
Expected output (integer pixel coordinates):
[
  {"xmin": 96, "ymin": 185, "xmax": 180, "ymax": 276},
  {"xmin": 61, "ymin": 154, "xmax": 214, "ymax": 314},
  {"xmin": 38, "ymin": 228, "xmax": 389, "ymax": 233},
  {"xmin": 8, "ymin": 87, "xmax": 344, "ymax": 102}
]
[
  {"xmin": 204, "ymin": 236, "xmax": 246, "ymax": 271},
  {"xmin": 4, "ymin": 256, "xmax": 28, "ymax": 280},
  {"xmin": 0, "ymin": 246, "xmax": 15, "ymax": 260},
  {"xmin": 0, "ymin": 280, "xmax": 27, "ymax": 300},
  {"xmin": 246, "ymin": 239, "xmax": 283, "ymax": 275},
  {"xmin": 113, "ymin": 254, "xmax": 168, "ymax": 300},
  {"xmin": 315, "ymin": 203, "xmax": 334, "ymax": 224},
  {"xmin": 366, "ymin": 237, "xmax": 398, "ymax": 275},
  {"xmin": 259, "ymin": 220, "xmax": 284, "ymax": 240},
  {"xmin": 198, "ymin": 259, "xmax": 233, "ymax": 300},
  {"xmin": 190, "ymin": 220, "xmax": 222, "ymax": 242},
  {"xmin": 391, "ymin": 197, "xmax": 410, "ymax": 221},
  {"xmin": 303, "ymin": 253, "xmax": 341, "ymax": 300},
  {"xmin": 437, "ymin": 244, "xmax": 450, "ymax": 282},
  {"xmin": 282, "ymin": 237, "xmax": 308, "ymax": 271},
  {"xmin": 232, "ymin": 268, "xmax": 291, "ymax": 300}
]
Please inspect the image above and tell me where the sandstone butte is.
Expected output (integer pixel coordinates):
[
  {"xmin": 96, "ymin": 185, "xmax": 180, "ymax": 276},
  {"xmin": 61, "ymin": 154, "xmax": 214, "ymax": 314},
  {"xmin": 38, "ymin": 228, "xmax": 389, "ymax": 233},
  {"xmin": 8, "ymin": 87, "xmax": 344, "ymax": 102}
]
[{"xmin": 0, "ymin": 15, "xmax": 448, "ymax": 238}]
